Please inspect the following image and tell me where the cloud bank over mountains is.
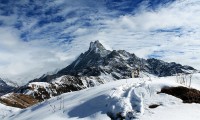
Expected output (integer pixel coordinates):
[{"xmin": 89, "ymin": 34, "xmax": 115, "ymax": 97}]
[{"xmin": 0, "ymin": 0, "xmax": 199, "ymax": 84}]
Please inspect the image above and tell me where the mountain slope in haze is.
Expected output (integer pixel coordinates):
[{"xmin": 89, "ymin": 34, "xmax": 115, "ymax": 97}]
[{"xmin": 0, "ymin": 78, "xmax": 15, "ymax": 96}]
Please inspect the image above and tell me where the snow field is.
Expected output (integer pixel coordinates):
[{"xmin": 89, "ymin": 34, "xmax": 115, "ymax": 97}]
[{"xmin": 3, "ymin": 73, "xmax": 200, "ymax": 120}]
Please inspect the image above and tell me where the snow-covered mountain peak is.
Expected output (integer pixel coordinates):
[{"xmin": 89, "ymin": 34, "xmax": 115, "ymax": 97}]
[
  {"xmin": 89, "ymin": 40, "xmax": 105, "ymax": 51},
  {"xmin": 88, "ymin": 40, "xmax": 110, "ymax": 57},
  {"xmin": 35, "ymin": 41, "xmax": 196, "ymax": 84}
]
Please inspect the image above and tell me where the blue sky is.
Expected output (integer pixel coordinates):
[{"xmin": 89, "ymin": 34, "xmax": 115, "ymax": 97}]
[{"xmin": 0, "ymin": 0, "xmax": 200, "ymax": 85}]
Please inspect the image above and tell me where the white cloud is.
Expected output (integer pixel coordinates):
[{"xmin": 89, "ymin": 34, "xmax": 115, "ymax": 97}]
[
  {"xmin": 68, "ymin": 0, "xmax": 200, "ymax": 69},
  {"xmin": 1, "ymin": 0, "xmax": 200, "ymax": 85},
  {"xmin": 0, "ymin": 28, "xmax": 75, "ymax": 85}
]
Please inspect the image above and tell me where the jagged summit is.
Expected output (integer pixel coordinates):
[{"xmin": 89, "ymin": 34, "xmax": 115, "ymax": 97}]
[
  {"xmin": 89, "ymin": 40, "xmax": 106, "ymax": 51},
  {"xmin": 88, "ymin": 40, "xmax": 110, "ymax": 57}
]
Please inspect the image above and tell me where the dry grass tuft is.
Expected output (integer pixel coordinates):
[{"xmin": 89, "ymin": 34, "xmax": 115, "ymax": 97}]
[{"xmin": 0, "ymin": 93, "xmax": 39, "ymax": 108}]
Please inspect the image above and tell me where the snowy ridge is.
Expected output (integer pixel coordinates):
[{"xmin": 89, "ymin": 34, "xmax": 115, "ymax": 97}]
[
  {"xmin": 17, "ymin": 75, "xmax": 85, "ymax": 101},
  {"xmin": 38, "ymin": 40, "xmax": 196, "ymax": 83},
  {"xmin": 4, "ymin": 73, "xmax": 200, "ymax": 120}
]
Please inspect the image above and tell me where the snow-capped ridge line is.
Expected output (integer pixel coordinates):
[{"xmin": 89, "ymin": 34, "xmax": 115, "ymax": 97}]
[
  {"xmin": 0, "ymin": 40, "xmax": 197, "ymax": 110},
  {"xmin": 44, "ymin": 40, "xmax": 196, "ymax": 82}
]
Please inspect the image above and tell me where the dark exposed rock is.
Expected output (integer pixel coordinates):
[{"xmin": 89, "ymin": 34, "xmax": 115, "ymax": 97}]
[
  {"xmin": 149, "ymin": 104, "xmax": 160, "ymax": 109},
  {"xmin": 160, "ymin": 86, "xmax": 200, "ymax": 103}
]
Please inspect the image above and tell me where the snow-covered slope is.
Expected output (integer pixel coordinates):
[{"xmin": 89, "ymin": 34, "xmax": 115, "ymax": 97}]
[
  {"xmin": 5, "ymin": 73, "xmax": 200, "ymax": 120},
  {"xmin": 0, "ymin": 103, "xmax": 20, "ymax": 119}
]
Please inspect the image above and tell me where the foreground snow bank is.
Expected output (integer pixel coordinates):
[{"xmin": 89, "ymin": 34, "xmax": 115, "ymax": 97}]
[
  {"xmin": 4, "ymin": 74, "xmax": 200, "ymax": 120},
  {"xmin": 0, "ymin": 103, "xmax": 20, "ymax": 119}
]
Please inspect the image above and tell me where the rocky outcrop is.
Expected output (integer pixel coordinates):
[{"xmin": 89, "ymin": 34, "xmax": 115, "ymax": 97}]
[{"xmin": 15, "ymin": 75, "xmax": 85, "ymax": 101}]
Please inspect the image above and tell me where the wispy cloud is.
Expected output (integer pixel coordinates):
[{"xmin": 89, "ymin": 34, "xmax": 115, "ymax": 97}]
[
  {"xmin": 0, "ymin": 27, "xmax": 74, "ymax": 85},
  {"xmin": 0, "ymin": 0, "xmax": 200, "ymax": 85},
  {"xmin": 70, "ymin": 0, "xmax": 200, "ymax": 69}
]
